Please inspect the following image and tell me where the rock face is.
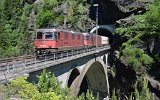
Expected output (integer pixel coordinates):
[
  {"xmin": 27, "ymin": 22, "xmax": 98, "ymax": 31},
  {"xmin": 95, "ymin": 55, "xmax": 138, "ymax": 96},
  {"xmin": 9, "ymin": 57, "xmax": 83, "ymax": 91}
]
[
  {"xmin": 89, "ymin": 0, "xmax": 149, "ymax": 24},
  {"xmin": 97, "ymin": 0, "xmax": 160, "ymax": 99}
]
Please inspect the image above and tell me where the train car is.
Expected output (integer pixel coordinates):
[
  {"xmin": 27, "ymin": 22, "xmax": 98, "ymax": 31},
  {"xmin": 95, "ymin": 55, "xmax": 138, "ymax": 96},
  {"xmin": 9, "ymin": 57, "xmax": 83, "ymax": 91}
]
[
  {"xmin": 92, "ymin": 34, "xmax": 102, "ymax": 46},
  {"xmin": 82, "ymin": 33, "xmax": 102, "ymax": 47},
  {"xmin": 101, "ymin": 36, "xmax": 109, "ymax": 45},
  {"xmin": 83, "ymin": 33, "xmax": 92, "ymax": 46},
  {"xmin": 34, "ymin": 28, "xmax": 84, "ymax": 54},
  {"xmin": 34, "ymin": 28, "xmax": 109, "ymax": 56}
]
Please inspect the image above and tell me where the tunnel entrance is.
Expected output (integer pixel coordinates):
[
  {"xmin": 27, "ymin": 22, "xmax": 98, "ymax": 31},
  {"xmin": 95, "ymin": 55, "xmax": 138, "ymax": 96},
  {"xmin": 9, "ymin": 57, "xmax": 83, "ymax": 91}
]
[
  {"xmin": 98, "ymin": 29, "xmax": 113, "ymax": 44},
  {"xmin": 90, "ymin": 25, "xmax": 114, "ymax": 44},
  {"xmin": 79, "ymin": 61, "xmax": 108, "ymax": 99}
]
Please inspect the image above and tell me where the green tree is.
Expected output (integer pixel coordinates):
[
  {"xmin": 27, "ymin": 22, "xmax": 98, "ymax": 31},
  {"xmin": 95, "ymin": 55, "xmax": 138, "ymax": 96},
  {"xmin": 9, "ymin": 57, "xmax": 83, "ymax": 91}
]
[
  {"xmin": 6, "ymin": 76, "xmax": 40, "ymax": 99},
  {"xmin": 121, "ymin": 45, "xmax": 153, "ymax": 72},
  {"xmin": 133, "ymin": 75, "xmax": 154, "ymax": 100},
  {"xmin": 37, "ymin": 70, "xmax": 71, "ymax": 99},
  {"xmin": 0, "ymin": 70, "xmax": 99, "ymax": 100},
  {"xmin": 143, "ymin": 0, "xmax": 160, "ymax": 36}
]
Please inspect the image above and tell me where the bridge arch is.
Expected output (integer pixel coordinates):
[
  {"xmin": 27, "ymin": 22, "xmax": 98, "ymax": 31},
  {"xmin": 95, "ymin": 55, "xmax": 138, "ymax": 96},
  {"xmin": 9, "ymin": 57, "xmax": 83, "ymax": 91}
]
[
  {"xmin": 71, "ymin": 57, "xmax": 109, "ymax": 98},
  {"xmin": 90, "ymin": 25, "xmax": 114, "ymax": 43},
  {"xmin": 67, "ymin": 68, "xmax": 80, "ymax": 87}
]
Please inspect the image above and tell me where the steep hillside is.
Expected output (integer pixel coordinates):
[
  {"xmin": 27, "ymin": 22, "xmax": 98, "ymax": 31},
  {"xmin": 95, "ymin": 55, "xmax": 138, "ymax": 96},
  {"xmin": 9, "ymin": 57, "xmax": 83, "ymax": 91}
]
[
  {"xmin": 109, "ymin": 0, "xmax": 160, "ymax": 99},
  {"xmin": 0, "ymin": 0, "xmax": 91, "ymax": 58}
]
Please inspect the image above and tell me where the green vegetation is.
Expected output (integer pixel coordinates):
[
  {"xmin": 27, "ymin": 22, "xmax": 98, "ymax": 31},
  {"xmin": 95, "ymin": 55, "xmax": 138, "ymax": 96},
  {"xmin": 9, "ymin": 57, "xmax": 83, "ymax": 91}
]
[
  {"xmin": 0, "ymin": 70, "xmax": 98, "ymax": 100},
  {"xmin": 116, "ymin": 0, "xmax": 160, "ymax": 70},
  {"xmin": 113, "ymin": 0, "xmax": 160, "ymax": 99},
  {"xmin": 0, "ymin": 0, "xmax": 159, "ymax": 99},
  {"xmin": 133, "ymin": 75, "xmax": 154, "ymax": 100},
  {"xmin": 111, "ymin": 75, "xmax": 154, "ymax": 100},
  {"xmin": 0, "ymin": 0, "xmax": 92, "ymax": 58},
  {"xmin": 116, "ymin": 0, "xmax": 160, "ymax": 42},
  {"xmin": 121, "ymin": 45, "xmax": 153, "ymax": 72}
]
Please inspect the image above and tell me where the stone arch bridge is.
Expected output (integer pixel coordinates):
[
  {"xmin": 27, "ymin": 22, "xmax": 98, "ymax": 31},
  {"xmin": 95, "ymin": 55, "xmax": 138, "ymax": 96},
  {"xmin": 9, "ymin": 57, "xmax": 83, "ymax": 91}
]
[{"xmin": 28, "ymin": 47, "xmax": 110, "ymax": 99}]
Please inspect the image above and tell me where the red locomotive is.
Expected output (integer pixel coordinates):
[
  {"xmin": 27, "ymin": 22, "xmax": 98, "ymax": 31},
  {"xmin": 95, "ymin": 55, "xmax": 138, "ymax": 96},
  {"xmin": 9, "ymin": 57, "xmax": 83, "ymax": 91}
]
[{"xmin": 34, "ymin": 28, "xmax": 109, "ymax": 55}]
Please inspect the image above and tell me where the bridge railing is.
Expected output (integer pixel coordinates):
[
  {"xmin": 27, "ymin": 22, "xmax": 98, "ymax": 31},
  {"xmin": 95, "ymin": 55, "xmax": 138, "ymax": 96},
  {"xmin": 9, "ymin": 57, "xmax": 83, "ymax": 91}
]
[{"xmin": 0, "ymin": 45, "xmax": 110, "ymax": 83}]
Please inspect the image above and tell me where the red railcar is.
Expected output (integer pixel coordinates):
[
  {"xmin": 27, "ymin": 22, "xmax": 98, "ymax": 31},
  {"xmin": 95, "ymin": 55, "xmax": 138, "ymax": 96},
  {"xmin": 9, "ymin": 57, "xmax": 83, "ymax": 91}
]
[
  {"xmin": 34, "ymin": 28, "xmax": 103, "ymax": 55},
  {"xmin": 82, "ymin": 33, "xmax": 101, "ymax": 47},
  {"xmin": 34, "ymin": 29, "xmax": 84, "ymax": 54},
  {"xmin": 93, "ymin": 34, "xmax": 102, "ymax": 46}
]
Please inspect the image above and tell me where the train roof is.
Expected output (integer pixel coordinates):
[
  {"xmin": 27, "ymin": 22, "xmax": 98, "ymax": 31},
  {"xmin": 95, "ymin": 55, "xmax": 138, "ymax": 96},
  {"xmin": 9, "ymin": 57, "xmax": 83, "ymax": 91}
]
[
  {"xmin": 36, "ymin": 28, "xmax": 82, "ymax": 34},
  {"xmin": 82, "ymin": 32, "xmax": 95, "ymax": 36},
  {"xmin": 36, "ymin": 29, "xmax": 56, "ymax": 32}
]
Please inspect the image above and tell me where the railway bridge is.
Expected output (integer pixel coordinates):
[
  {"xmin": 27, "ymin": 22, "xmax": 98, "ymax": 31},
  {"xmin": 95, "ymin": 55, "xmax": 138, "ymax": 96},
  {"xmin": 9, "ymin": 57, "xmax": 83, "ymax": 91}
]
[
  {"xmin": 0, "ymin": 25, "xmax": 114, "ymax": 99},
  {"xmin": 0, "ymin": 46, "xmax": 110, "ymax": 98}
]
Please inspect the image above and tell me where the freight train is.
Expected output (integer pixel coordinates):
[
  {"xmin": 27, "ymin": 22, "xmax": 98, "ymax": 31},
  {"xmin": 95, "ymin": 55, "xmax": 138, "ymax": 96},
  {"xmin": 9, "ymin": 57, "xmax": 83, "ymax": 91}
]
[{"xmin": 34, "ymin": 28, "xmax": 109, "ymax": 55}]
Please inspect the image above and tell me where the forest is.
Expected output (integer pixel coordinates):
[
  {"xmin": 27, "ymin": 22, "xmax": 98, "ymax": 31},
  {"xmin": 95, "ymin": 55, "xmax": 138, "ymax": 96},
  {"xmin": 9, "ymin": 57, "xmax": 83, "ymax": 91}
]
[
  {"xmin": 0, "ymin": 0, "xmax": 160, "ymax": 99},
  {"xmin": 0, "ymin": 0, "xmax": 92, "ymax": 58}
]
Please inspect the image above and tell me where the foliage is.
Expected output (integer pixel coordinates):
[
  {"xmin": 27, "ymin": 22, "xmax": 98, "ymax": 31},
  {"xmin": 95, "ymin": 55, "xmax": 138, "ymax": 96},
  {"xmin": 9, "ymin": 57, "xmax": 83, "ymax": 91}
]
[
  {"xmin": 132, "ymin": 75, "xmax": 154, "ymax": 100},
  {"xmin": 121, "ymin": 45, "xmax": 153, "ymax": 71},
  {"xmin": 115, "ymin": 0, "xmax": 160, "ymax": 72},
  {"xmin": 111, "ymin": 89, "xmax": 117, "ymax": 100},
  {"xmin": 35, "ymin": 0, "xmax": 58, "ymax": 28},
  {"xmin": 35, "ymin": 0, "xmax": 92, "ymax": 31},
  {"xmin": 113, "ymin": 1, "xmax": 159, "ymax": 99},
  {"xmin": 143, "ymin": 0, "xmax": 160, "ymax": 36},
  {"xmin": 116, "ymin": 0, "xmax": 160, "ymax": 45},
  {"xmin": 6, "ymin": 76, "xmax": 40, "ymax": 99},
  {"xmin": 37, "ymin": 70, "xmax": 70, "ymax": 98},
  {"xmin": 77, "ymin": 90, "xmax": 99, "ymax": 100},
  {"xmin": 0, "ymin": 0, "xmax": 92, "ymax": 58},
  {"xmin": 86, "ymin": 90, "xmax": 99, "ymax": 100},
  {"xmin": 0, "ymin": 1, "xmax": 34, "ymax": 58},
  {"xmin": 110, "ymin": 75, "xmax": 154, "ymax": 100},
  {"xmin": 0, "ymin": 70, "xmax": 98, "ymax": 100}
]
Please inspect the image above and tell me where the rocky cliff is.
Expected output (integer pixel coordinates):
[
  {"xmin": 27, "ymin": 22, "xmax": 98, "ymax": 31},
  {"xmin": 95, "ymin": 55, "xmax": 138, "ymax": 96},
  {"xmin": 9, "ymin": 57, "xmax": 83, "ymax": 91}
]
[
  {"xmin": 89, "ymin": 0, "xmax": 151, "ymax": 24},
  {"xmin": 103, "ymin": 0, "xmax": 160, "ymax": 99}
]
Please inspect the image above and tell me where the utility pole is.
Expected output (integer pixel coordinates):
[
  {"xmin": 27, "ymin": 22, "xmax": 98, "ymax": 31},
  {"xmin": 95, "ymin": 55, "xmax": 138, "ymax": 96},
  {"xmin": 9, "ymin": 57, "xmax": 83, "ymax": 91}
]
[
  {"xmin": 63, "ymin": 2, "xmax": 68, "ymax": 29},
  {"xmin": 93, "ymin": 4, "xmax": 99, "ymax": 50}
]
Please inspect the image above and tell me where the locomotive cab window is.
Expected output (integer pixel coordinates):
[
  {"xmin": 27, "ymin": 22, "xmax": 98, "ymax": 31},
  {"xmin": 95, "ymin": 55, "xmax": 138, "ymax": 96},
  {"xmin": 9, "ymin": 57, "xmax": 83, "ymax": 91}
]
[
  {"xmin": 45, "ymin": 32, "xmax": 53, "ymax": 39},
  {"xmin": 53, "ymin": 32, "xmax": 57, "ymax": 40},
  {"xmin": 36, "ymin": 32, "xmax": 43, "ymax": 39},
  {"xmin": 53, "ymin": 32, "xmax": 60, "ymax": 40}
]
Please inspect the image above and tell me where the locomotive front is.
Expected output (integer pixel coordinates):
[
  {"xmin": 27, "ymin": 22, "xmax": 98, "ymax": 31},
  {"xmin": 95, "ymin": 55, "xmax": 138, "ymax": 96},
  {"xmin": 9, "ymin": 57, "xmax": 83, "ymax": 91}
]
[{"xmin": 34, "ymin": 29, "xmax": 59, "ymax": 55}]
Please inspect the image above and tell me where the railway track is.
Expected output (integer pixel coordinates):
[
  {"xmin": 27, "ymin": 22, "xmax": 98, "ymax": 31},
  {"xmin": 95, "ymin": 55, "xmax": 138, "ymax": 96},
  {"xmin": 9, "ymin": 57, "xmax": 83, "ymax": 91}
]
[
  {"xmin": 0, "ymin": 55, "xmax": 35, "ymax": 67},
  {"xmin": 0, "ymin": 49, "xmax": 89, "ymax": 71},
  {"xmin": 0, "ymin": 47, "xmax": 108, "ymax": 69}
]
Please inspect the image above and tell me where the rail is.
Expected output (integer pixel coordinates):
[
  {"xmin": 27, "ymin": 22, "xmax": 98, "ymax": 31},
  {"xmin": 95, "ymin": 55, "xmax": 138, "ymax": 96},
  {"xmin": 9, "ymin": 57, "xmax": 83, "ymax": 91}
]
[
  {"xmin": 0, "ymin": 55, "xmax": 34, "ymax": 67},
  {"xmin": 0, "ymin": 45, "xmax": 110, "ymax": 83}
]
